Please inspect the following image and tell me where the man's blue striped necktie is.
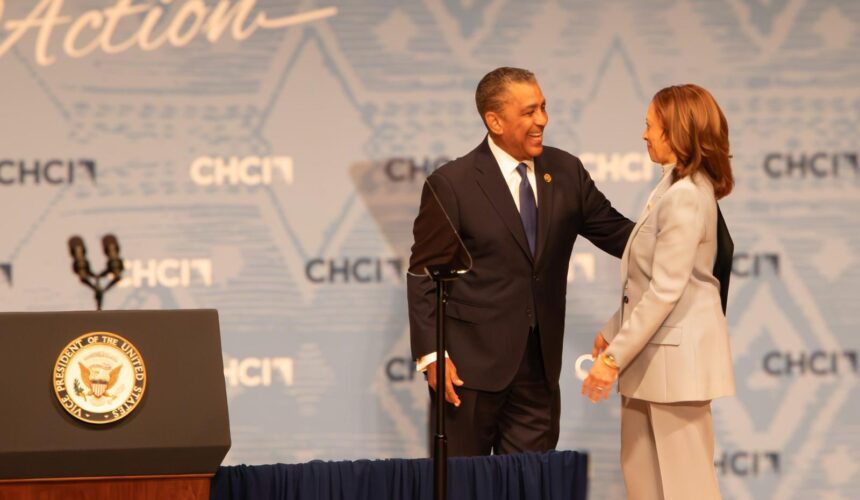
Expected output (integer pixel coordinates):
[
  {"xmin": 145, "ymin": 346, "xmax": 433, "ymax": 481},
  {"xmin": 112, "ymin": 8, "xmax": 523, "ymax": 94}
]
[{"xmin": 516, "ymin": 162, "xmax": 537, "ymax": 256}]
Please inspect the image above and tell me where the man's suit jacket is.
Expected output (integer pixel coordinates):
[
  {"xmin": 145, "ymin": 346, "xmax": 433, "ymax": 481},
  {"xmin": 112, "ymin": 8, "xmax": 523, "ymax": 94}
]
[
  {"xmin": 714, "ymin": 205, "xmax": 733, "ymax": 314},
  {"xmin": 602, "ymin": 171, "xmax": 736, "ymax": 403},
  {"xmin": 408, "ymin": 138, "xmax": 633, "ymax": 392}
]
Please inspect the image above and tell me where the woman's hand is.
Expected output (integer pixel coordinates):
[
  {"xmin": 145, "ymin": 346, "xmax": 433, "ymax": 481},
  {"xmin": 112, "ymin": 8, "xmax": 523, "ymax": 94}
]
[{"xmin": 582, "ymin": 353, "xmax": 619, "ymax": 403}]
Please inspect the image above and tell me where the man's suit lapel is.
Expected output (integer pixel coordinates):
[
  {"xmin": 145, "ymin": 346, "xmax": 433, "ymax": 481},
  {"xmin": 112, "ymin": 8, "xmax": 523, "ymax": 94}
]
[
  {"xmin": 534, "ymin": 156, "xmax": 553, "ymax": 264},
  {"xmin": 473, "ymin": 140, "xmax": 534, "ymax": 263}
]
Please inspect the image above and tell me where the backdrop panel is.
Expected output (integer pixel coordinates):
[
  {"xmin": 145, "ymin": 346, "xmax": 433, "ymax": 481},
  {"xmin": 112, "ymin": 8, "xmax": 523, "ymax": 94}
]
[{"xmin": 1, "ymin": 1, "xmax": 858, "ymax": 498}]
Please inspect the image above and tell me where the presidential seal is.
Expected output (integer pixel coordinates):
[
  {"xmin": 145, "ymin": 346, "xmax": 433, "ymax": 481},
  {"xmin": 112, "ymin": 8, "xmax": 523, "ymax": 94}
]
[{"xmin": 53, "ymin": 332, "xmax": 147, "ymax": 424}]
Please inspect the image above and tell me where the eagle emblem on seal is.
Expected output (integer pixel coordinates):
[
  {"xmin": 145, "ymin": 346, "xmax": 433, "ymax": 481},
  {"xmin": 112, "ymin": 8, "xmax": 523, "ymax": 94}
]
[{"xmin": 78, "ymin": 362, "xmax": 122, "ymax": 399}]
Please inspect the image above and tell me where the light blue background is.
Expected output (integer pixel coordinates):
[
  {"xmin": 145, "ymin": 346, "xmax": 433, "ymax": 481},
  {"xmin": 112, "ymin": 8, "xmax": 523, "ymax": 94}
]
[{"xmin": 1, "ymin": 1, "xmax": 858, "ymax": 498}]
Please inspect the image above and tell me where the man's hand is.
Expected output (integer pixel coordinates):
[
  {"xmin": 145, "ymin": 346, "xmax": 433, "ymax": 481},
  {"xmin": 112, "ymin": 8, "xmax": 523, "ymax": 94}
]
[
  {"xmin": 592, "ymin": 332, "xmax": 609, "ymax": 359},
  {"xmin": 426, "ymin": 358, "xmax": 464, "ymax": 407}
]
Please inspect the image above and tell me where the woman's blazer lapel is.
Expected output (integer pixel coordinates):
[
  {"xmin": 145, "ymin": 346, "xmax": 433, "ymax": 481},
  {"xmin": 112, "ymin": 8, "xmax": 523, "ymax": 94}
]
[{"xmin": 620, "ymin": 173, "xmax": 673, "ymax": 283}]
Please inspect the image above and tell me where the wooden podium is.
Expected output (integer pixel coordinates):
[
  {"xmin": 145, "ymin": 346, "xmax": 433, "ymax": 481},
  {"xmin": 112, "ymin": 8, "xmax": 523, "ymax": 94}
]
[
  {"xmin": 0, "ymin": 310, "xmax": 231, "ymax": 500},
  {"xmin": 0, "ymin": 475, "xmax": 211, "ymax": 499}
]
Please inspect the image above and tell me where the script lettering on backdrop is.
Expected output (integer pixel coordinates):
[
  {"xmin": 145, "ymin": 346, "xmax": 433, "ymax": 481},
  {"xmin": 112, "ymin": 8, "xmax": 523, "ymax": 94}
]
[{"xmin": 0, "ymin": 0, "xmax": 338, "ymax": 66}]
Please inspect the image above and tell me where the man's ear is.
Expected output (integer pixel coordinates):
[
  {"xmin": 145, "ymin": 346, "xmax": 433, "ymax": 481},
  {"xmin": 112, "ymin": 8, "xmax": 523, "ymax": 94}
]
[{"xmin": 485, "ymin": 111, "xmax": 503, "ymax": 135}]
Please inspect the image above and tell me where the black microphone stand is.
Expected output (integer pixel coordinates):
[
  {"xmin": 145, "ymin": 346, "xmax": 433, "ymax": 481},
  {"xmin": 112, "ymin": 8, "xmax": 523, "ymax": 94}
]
[
  {"xmin": 74, "ymin": 265, "xmax": 122, "ymax": 311},
  {"xmin": 91, "ymin": 268, "xmax": 123, "ymax": 311},
  {"xmin": 426, "ymin": 264, "xmax": 464, "ymax": 500}
]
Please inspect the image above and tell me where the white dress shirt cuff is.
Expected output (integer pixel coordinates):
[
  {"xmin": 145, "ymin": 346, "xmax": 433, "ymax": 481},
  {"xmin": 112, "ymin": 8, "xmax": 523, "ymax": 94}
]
[{"xmin": 415, "ymin": 351, "xmax": 449, "ymax": 372}]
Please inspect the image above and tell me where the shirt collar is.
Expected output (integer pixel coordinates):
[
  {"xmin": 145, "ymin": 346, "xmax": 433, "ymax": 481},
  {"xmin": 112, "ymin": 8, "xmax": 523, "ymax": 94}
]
[
  {"xmin": 488, "ymin": 134, "xmax": 534, "ymax": 176},
  {"xmin": 660, "ymin": 162, "xmax": 676, "ymax": 178}
]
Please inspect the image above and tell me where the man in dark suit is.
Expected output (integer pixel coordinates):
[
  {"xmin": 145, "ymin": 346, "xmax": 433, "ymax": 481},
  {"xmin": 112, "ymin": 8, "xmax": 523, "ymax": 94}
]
[{"xmin": 407, "ymin": 67, "xmax": 634, "ymax": 456}]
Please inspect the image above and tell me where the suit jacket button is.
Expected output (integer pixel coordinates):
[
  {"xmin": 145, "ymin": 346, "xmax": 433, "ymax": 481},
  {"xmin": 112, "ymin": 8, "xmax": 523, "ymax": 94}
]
[{"xmin": 623, "ymin": 296, "xmax": 629, "ymax": 304}]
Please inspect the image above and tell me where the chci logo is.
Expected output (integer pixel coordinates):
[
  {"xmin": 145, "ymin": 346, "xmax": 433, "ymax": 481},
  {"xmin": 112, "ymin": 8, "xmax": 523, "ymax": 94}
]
[{"xmin": 53, "ymin": 332, "xmax": 146, "ymax": 424}]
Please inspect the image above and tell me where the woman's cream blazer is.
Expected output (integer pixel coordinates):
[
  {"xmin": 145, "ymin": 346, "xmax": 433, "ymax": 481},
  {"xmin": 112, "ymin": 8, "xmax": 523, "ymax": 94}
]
[{"xmin": 602, "ymin": 171, "xmax": 735, "ymax": 403}]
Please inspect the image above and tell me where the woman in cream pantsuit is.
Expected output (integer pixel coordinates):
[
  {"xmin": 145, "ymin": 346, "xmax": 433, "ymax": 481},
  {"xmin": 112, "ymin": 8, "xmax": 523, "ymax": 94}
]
[{"xmin": 582, "ymin": 84, "xmax": 735, "ymax": 500}]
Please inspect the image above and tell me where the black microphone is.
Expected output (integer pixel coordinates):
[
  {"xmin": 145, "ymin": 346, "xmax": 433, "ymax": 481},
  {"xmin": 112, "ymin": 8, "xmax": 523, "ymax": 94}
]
[
  {"xmin": 102, "ymin": 234, "xmax": 124, "ymax": 278},
  {"xmin": 68, "ymin": 236, "xmax": 93, "ymax": 280}
]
